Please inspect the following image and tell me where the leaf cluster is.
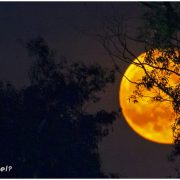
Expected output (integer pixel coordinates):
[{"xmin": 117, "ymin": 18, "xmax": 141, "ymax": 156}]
[{"xmin": 0, "ymin": 37, "xmax": 117, "ymax": 178}]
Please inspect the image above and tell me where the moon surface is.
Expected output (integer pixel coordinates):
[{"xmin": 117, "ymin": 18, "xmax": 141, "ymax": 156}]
[{"xmin": 119, "ymin": 52, "xmax": 178, "ymax": 144}]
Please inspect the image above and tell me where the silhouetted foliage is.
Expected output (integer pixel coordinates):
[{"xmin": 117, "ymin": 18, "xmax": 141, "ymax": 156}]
[
  {"xmin": 98, "ymin": 2, "xmax": 180, "ymax": 177},
  {"xmin": 99, "ymin": 2, "xmax": 180, "ymax": 141},
  {"xmin": 136, "ymin": 5, "xmax": 180, "ymax": 169},
  {"xmin": 0, "ymin": 37, "xmax": 116, "ymax": 178},
  {"xmin": 139, "ymin": 2, "xmax": 180, "ymax": 49}
]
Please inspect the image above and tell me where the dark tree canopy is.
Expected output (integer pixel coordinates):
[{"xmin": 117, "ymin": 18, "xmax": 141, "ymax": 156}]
[{"xmin": 0, "ymin": 37, "xmax": 116, "ymax": 178}]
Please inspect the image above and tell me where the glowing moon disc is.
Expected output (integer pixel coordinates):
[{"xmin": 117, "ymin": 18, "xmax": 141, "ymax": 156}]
[{"xmin": 119, "ymin": 52, "xmax": 178, "ymax": 144}]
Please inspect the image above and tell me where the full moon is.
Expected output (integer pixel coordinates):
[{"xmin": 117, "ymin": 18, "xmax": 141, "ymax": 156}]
[{"xmin": 119, "ymin": 52, "xmax": 178, "ymax": 144}]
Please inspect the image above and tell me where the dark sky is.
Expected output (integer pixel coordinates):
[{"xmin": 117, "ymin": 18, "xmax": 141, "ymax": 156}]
[{"xmin": 0, "ymin": 2, "xmax": 176, "ymax": 178}]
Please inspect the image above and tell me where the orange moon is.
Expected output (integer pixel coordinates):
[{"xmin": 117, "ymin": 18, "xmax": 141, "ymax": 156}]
[{"xmin": 119, "ymin": 52, "xmax": 178, "ymax": 144}]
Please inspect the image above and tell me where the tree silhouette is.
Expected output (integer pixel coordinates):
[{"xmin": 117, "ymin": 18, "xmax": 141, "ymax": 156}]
[
  {"xmin": 0, "ymin": 37, "xmax": 117, "ymax": 178},
  {"xmin": 99, "ymin": 2, "xmax": 180, "ymax": 142},
  {"xmin": 98, "ymin": 2, "xmax": 180, "ymax": 176}
]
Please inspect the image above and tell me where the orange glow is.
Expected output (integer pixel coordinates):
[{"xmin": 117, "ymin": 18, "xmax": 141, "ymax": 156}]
[{"xmin": 119, "ymin": 51, "xmax": 179, "ymax": 144}]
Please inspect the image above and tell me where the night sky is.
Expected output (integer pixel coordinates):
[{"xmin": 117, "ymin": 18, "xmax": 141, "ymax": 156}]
[{"xmin": 0, "ymin": 2, "xmax": 177, "ymax": 177}]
